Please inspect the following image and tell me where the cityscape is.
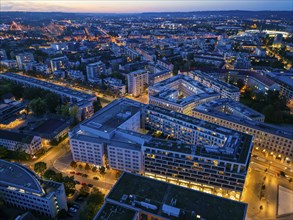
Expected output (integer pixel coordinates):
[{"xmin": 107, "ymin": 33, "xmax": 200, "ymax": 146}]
[{"xmin": 0, "ymin": 1, "xmax": 292, "ymax": 220}]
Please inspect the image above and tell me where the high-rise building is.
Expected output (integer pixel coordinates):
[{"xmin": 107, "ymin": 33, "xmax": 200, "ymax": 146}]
[
  {"xmin": 0, "ymin": 160, "xmax": 68, "ymax": 218},
  {"xmin": 127, "ymin": 69, "xmax": 149, "ymax": 97}
]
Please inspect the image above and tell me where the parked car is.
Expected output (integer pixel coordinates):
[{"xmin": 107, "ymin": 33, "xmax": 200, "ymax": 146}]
[
  {"xmin": 76, "ymin": 172, "xmax": 82, "ymax": 175},
  {"xmin": 81, "ymin": 182, "xmax": 86, "ymax": 186},
  {"xmin": 82, "ymin": 174, "xmax": 88, "ymax": 178},
  {"xmin": 87, "ymin": 184, "xmax": 93, "ymax": 187},
  {"xmin": 74, "ymin": 180, "xmax": 80, "ymax": 185},
  {"xmin": 70, "ymin": 171, "xmax": 76, "ymax": 174},
  {"xmin": 72, "ymin": 204, "xmax": 80, "ymax": 210},
  {"xmin": 69, "ymin": 207, "xmax": 77, "ymax": 213},
  {"xmin": 93, "ymin": 177, "xmax": 99, "ymax": 180}
]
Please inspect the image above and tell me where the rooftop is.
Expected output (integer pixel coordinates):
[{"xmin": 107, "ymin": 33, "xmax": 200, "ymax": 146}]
[
  {"xmin": 95, "ymin": 202, "xmax": 137, "ymax": 220},
  {"xmin": 0, "ymin": 72, "xmax": 95, "ymax": 101},
  {"xmin": 193, "ymin": 108, "xmax": 293, "ymax": 139},
  {"xmin": 0, "ymin": 130, "xmax": 34, "ymax": 144},
  {"xmin": 0, "ymin": 160, "xmax": 43, "ymax": 194},
  {"xmin": 149, "ymin": 75, "xmax": 218, "ymax": 106},
  {"xmin": 144, "ymin": 135, "xmax": 252, "ymax": 164},
  {"xmin": 106, "ymin": 172, "xmax": 247, "ymax": 220},
  {"xmin": 196, "ymin": 98, "xmax": 264, "ymax": 120},
  {"xmin": 82, "ymin": 98, "xmax": 143, "ymax": 134}
]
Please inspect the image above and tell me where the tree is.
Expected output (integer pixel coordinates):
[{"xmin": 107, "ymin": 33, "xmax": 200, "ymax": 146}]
[
  {"xmin": 79, "ymin": 164, "xmax": 83, "ymax": 169},
  {"xmin": 80, "ymin": 188, "xmax": 104, "ymax": 220},
  {"xmin": 62, "ymin": 176, "xmax": 76, "ymax": 196},
  {"xmin": 92, "ymin": 167, "xmax": 97, "ymax": 172},
  {"xmin": 79, "ymin": 185, "xmax": 90, "ymax": 196},
  {"xmin": 57, "ymin": 104, "xmax": 70, "ymax": 117},
  {"xmin": 99, "ymin": 166, "xmax": 106, "ymax": 175},
  {"xmin": 236, "ymin": 79, "xmax": 245, "ymax": 89},
  {"xmin": 93, "ymin": 99, "xmax": 102, "ymax": 112},
  {"xmin": 57, "ymin": 209, "xmax": 68, "ymax": 219},
  {"xmin": 34, "ymin": 162, "xmax": 47, "ymax": 174},
  {"xmin": 43, "ymin": 169, "xmax": 57, "ymax": 180},
  {"xmin": 30, "ymin": 98, "xmax": 47, "ymax": 115},
  {"xmin": 45, "ymin": 93, "xmax": 60, "ymax": 113},
  {"xmin": 70, "ymin": 161, "xmax": 77, "ymax": 168},
  {"xmin": 0, "ymin": 147, "xmax": 8, "ymax": 159},
  {"xmin": 85, "ymin": 163, "xmax": 91, "ymax": 171}
]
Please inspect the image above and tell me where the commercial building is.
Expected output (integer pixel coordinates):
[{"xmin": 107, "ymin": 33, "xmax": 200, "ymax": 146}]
[
  {"xmin": 94, "ymin": 172, "xmax": 248, "ymax": 220},
  {"xmin": 0, "ymin": 160, "xmax": 67, "ymax": 218},
  {"xmin": 181, "ymin": 70, "xmax": 240, "ymax": 101},
  {"xmin": 69, "ymin": 99, "xmax": 253, "ymax": 197},
  {"xmin": 0, "ymin": 130, "xmax": 42, "ymax": 155},
  {"xmin": 86, "ymin": 61, "xmax": 106, "ymax": 83},
  {"xmin": 127, "ymin": 69, "xmax": 149, "ymax": 97},
  {"xmin": 0, "ymin": 72, "xmax": 96, "ymax": 120},
  {"xmin": 16, "ymin": 53, "xmax": 35, "ymax": 70},
  {"xmin": 149, "ymin": 75, "xmax": 220, "ymax": 115},
  {"xmin": 192, "ymin": 104, "xmax": 293, "ymax": 160}
]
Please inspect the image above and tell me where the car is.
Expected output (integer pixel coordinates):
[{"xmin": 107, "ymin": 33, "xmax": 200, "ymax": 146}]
[
  {"xmin": 81, "ymin": 182, "xmax": 86, "ymax": 186},
  {"xmin": 87, "ymin": 184, "xmax": 93, "ymax": 187},
  {"xmin": 74, "ymin": 180, "xmax": 80, "ymax": 184},
  {"xmin": 70, "ymin": 171, "xmax": 76, "ymax": 174},
  {"xmin": 72, "ymin": 204, "xmax": 80, "ymax": 210},
  {"xmin": 69, "ymin": 207, "xmax": 77, "ymax": 213},
  {"xmin": 76, "ymin": 172, "xmax": 82, "ymax": 175},
  {"xmin": 93, "ymin": 177, "xmax": 99, "ymax": 180},
  {"xmin": 82, "ymin": 174, "xmax": 88, "ymax": 178}
]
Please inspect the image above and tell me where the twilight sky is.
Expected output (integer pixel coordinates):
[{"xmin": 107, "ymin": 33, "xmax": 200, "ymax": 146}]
[{"xmin": 1, "ymin": 0, "xmax": 292, "ymax": 13}]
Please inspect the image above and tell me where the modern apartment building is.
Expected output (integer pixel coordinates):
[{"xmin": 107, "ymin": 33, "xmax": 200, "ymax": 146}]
[
  {"xmin": 86, "ymin": 61, "xmax": 106, "ymax": 83},
  {"xmin": 149, "ymin": 74, "xmax": 220, "ymax": 115},
  {"xmin": 0, "ymin": 160, "xmax": 68, "ymax": 218},
  {"xmin": 181, "ymin": 70, "xmax": 240, "ymax": 101},
  {"xmin": 193, "ymin": 104, "xmax": 293, "ymax": 160},
  {"xmin": 94, "ymin": 172, "xmax": 248, "ymax": 220},
  {"xmin": 50, "ymin": 56, "xmax": 69, "ymax": 72},
  {"xmin": 0, "ymin": 130, "xmax": 42, "ymax": 155},
  {"xmin": 16, "ymin": 52, "xmax": 35, "ymax": 70},
  {"xmin": 69, "ymin": 99, "xmax": 253, "ymax": 197},
  {"xmin": 127, "ymin": 69, "xmax": 149, "ymax": 97}
]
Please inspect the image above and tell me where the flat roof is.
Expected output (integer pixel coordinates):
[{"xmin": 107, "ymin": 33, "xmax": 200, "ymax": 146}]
[
  {"xmin": 0, "ymin": 130, "xmax": 34, "ymax": 144},
  {"xmin": 0, "ymin": 72, "xmax": 95, "ymax": 101},
  {"xmin": 144, "ymin": 136, "xmax": 252, "ymax": 164},
  {"xmin": 193, "ymin": 108, "xmax": 293, "ymax": 139},
  {"xmin": 0, "ymin": 160, "xmax": 43, "ymax": 194},
  {"xmin": 95, "ymin": 202, "xmax": 137, "ymax": 220},
  {"xmin": 82, "ymin": 98, "xmax": 142, "ymax": 133},
  {"xmin": 149, "ymin": 75, "xmax": 218, "ymax": 106},
  {"xmin": 196, "ymin": 98, "xmax": 264, "ymax": 119},
  {"xmin": 107, "ymin": 172, "xmax": 247, "ymax": 220}
]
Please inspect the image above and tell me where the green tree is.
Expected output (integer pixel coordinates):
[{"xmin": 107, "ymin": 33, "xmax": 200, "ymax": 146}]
[
  {"xmin": 70, "ymin": 161, "xmax": 77, "ymax": 168},
  {"xmin": 85, "ymin": 163, "xmax": 91, "ymax": 171},
  {"xmin": 92, "ymin": 166, "xmax": 97, "ymax": 172},
  {"xmin": 62, "ymin": 176, "xmax": 76, "ymax": 196},
  {"xmin": 57, "ymin": 104, "xmax": 70, "ymax": 117},
  {"xmin": 93, "ymin": 99, "xmax": 102, "ymax": 112},
  {"xmin": 34, "ymin": 162, "xmax": 47, "ymax": 174},
  {"xmin": 79, "ymin": 185, "xmax": 90, "ymax": 196},
  {"xmin": 0, "ymin": 147, "xmax": 8, "ymax": 159},
  {"xmin": 30, "ymin": 98, "xmax": 47, "ymax": 115},
  {"xmin": 99, "ymin": 166, "xmax": 106, "ymax": 175},
  {"xmin": 45, "ymin": 93, "xmax": 60, "ymax": 113},
  {"xmin": 43, "ymin": 169, "xmax": 63, "ymax": 181},
  {"xmin": 80, "ymin": 188, "xmax": 104, "ymax": 220},
  {"xmin": 57, "ymin": 209, "xmax": 68, "ymax": 219}
]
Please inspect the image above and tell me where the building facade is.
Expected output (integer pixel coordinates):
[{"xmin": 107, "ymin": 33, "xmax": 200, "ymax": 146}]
[
  {"xmin": 127, "ymin": 69, "xmax": 149, "ymax": 97},
  {"xmin": 0, "ymin": 160, "xmax": 68, "ymax": 218}
]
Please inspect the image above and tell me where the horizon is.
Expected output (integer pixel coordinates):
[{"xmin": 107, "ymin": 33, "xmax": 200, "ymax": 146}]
[{"xmin": 1, "ymin": 1, "xmax": 292, "ymax": 13}]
